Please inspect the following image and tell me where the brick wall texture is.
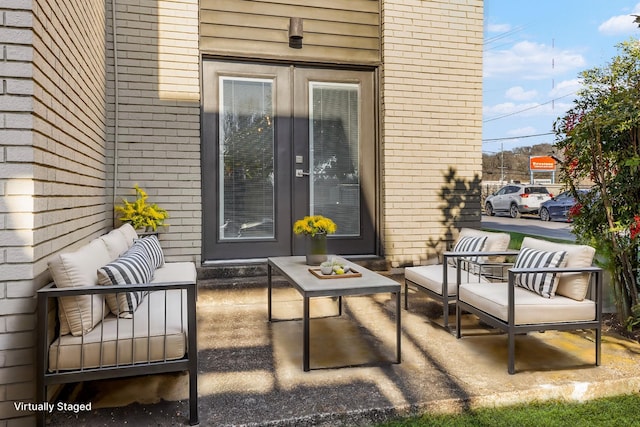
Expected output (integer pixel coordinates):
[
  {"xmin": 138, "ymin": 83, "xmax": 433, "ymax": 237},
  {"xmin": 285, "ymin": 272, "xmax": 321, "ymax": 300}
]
[
  {"xmin": 1, "ymin": 0, "xmax": 109, "ymax": 423},
  {"xmin": 105, "ymin": 0, "xmax": 201, "ymax": 263},
  {"xmin": 381, "ymin": 0, "xmax": 484, "ymax": 267},
  {"xmin": 0, "ymin": 0, "xmax": 482, "ymax": 423},
  {"xmin": 0, "ymin": 0, "xmax": 200, "ymax": 423}
]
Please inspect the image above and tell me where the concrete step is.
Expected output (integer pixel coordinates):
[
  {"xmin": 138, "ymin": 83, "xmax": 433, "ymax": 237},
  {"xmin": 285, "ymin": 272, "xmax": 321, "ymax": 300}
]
[{"xmin": 197, "ymin": 256, "xmax": 392, "ymax": 288}]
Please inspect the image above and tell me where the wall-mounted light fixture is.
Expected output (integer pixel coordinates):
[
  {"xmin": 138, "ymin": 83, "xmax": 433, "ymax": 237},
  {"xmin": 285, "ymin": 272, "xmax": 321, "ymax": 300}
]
[{"xmin": 289, "ymin": 17, "xmax": 303, "ymax": 48}]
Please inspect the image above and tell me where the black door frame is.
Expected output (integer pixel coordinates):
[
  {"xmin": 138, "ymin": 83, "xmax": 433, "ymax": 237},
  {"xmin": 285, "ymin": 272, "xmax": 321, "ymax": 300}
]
[
  {"xmin": 201, "ymin": 59, "xmax": 379, "ymax": 262},
  {"xmin": 291, "ymin": 67, "xmax": 377, "ymax": 257}
]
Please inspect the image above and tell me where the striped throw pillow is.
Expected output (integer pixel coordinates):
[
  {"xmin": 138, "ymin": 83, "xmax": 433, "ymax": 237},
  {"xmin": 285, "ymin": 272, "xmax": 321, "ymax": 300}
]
[
  {"xmin": 513, "ymin": 247, "xmax": 567, "ymax": 298},
  {"xmin": 448, "ymin": 235, "xmax": 488, "ymax": 271},
  {"xmin": 133, "ymin": 235, "xmax": 165, "ymax": 269},
  {"xmin": 97, "ymin": 244, "xmax": 153, "ymax": 317}
]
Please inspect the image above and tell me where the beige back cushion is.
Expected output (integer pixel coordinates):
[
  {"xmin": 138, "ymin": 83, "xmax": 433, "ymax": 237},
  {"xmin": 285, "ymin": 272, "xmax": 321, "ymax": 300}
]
[
  {"xmin": 47, "ymin": 239, "xmax": 111, "ymax": 336},
  {"xmin": 116, "ymin": 223, "xmax": 139, "ymax": 248},
  {"xmin": 520, "ymin": 237, "xmax": 596, "ymax": 301},
  {"xmin": 458, "ymin": 228, "xmax": 510, "ymax": 261},
  {"xmin": 99, "ymin": 229, "xmax": 130, "ymax": 260}
]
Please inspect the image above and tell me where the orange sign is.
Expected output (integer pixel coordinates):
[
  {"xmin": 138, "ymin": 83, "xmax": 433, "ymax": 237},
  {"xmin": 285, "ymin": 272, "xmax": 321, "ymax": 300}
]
[{"xmin": 530, "ymin": 156, "xmax": 556, "ymax": 171}]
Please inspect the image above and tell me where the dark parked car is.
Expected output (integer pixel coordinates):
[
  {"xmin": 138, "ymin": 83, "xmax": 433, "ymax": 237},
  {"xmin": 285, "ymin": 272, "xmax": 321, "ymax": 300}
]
[{"xmin": 539, "ymin": 189, "xmax": 588, "ymax": 222}]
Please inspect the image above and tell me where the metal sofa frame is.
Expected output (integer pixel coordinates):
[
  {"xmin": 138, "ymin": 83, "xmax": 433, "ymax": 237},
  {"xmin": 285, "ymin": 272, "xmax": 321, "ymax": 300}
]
[
  {"xmin": 404, "ymin": 250, "xmax": 518, "ymax": 330},
  {"xmin": 36, "ymin": 281, "xmax": 199, "ymax": 426},
  {"xmin": 456, "ymin": 266, "xmax": 603, "ymax": 374}
]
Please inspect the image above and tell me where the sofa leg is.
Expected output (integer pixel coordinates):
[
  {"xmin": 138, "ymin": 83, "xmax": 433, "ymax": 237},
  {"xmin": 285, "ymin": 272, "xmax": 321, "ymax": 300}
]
[
  {"xmin": 189, "ymin": 367, "xmax": 198, "ymax": 425},
  {"xmin": 36, "ymin": 380, "xmax": 45, "ymax": 427},
  {"xmin": 508, "ymin": 331, "xmax": 515, "ymax": 374},
  {"xmin": 455, "ymin": 304, "xmax": 462, "ymax": 338},
  {"xmin": 443, "ymin": 303, "xmax": 449, "ymax": 331},
  {"xmin": 595, "ymin": 327, "xmax": 601, "ymax": 366},
  {"xmin": 403, "ymin": 281, "xmax": 408, "ymax": 310}
]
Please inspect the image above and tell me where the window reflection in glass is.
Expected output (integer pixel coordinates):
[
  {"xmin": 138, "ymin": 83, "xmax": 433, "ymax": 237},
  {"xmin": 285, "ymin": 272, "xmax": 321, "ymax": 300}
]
[
  {"xmin": 310, "ymin": 83, "xmax": 360, "ymax": 237},
  {"xmin": 219, "ymin": 78, "xmax": 275, "ymax": 240}
]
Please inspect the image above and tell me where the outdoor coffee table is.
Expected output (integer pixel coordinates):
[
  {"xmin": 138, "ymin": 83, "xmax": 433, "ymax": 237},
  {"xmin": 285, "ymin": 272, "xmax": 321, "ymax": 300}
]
[{"xmin": 267, "ymin": 255, "xmax": 401, "ymax": 371}]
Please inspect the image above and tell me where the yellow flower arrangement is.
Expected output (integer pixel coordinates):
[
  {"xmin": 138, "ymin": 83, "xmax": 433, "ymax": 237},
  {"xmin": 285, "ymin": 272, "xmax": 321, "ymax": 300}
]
[
  {"xmin": 115, "ymin": 185, "xmax": 169, "ymax": 231},
  {"xmin": 293, "ymin": 215, "xmax": 337, "ymax": 237}
]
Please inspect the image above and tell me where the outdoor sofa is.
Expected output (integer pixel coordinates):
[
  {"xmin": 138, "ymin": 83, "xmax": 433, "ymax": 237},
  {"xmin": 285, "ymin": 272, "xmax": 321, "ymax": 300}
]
[
  {"xmin": 36, "ymin": 223, "xmax": 198, "ymax": 426},
  {"xmin": 404, "ymin": 228, "xmax": 513, "ymax": 330},
  {"xmin": 456, "ymin": 236, "xmax": 602, "ymax": 374}
]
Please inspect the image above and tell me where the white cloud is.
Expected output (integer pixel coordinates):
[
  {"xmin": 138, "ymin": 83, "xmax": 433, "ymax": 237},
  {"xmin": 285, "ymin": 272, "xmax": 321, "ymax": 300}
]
[
  {"xmin": 483, "ymin": 100, "xmax": 574, "ymax": 121},
  {"xmin": 507, "ymin": 126, "xmax": 537, "ymax": 136},
  {"xmin": 549, "ymin": 78, "xmax": 582, "ymax": 99},
  {"xmin": 505, "ymin": 86, "xmax": 538, "ymax": 101},
  {"xmin": 484, "ymin": 41, "xmax": 586, "ymax": 79},
  {"xmin": 487, "ymin": 23, "xmax": 511, "ymax": 33},
  {"xmin": 483, "ymin": 102, "xmax": 536, "ymax": 117},
  {"xmin": 599, "ymin": 4, "xmax": 640, "ymax": 36}
]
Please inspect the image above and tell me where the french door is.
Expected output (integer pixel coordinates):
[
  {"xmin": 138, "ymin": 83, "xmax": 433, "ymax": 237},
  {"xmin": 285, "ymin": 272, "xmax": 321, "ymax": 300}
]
[{"xmin": 202, "ymin": 61, "xmax": 376, "ymax": 261}]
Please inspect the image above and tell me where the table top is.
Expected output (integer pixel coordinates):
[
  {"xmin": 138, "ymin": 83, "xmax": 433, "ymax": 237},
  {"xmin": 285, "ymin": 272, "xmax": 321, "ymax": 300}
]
[{"xmin": 268, "ymin": 256, "xmax": 400, "ymax": 297}]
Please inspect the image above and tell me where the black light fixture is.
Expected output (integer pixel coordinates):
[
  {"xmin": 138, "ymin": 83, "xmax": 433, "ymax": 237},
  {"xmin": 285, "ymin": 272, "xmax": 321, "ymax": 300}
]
[{"xmin": 289, "ymin": 17, "xmax": 303, "ymax": 48}]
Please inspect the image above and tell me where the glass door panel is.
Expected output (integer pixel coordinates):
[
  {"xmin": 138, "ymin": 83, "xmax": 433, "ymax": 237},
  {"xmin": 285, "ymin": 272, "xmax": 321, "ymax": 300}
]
[
  {"xmin": 310, "ymin": 83, "xmax": 361, "ymax": 237},
  {"xmin": 293, "ymin": 68, "xmax": 376, "ymax": 256},
  {"xmin": 202, "ymin": 61, "xmax": 291, "ymax": 260},
  {"xmin": 219, "ymin": 77, "xmax": 274, "ymax": 240}
]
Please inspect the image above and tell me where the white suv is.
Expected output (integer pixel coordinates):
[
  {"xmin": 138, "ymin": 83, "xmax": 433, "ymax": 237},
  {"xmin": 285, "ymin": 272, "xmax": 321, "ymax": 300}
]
[{"xmin": 485, "ymin": 184, "xmax": 552, "ymax": 218}]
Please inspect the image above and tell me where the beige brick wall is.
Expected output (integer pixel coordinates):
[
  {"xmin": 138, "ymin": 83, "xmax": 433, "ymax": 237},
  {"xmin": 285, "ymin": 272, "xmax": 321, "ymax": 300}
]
[
  {"xmin": 1, "ymin": 0, "xmax": 109, "ymax": 422},
  {"xmin": 381, "ymin": 0, "xmax": 484, "ymax": 268},
  {"xmin": 106, "ymin": 0, "xmax": 201, "ymax": 263}
]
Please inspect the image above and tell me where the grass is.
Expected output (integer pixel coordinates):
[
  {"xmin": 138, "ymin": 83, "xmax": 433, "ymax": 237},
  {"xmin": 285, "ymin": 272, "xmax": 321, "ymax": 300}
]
[
  {"xmin": 378, "ymin": 393, "xmax": 640, "ymax": 427},
  {"xmin": 483, "ymin": 229, "xmax": 575, "ymax": 250}
]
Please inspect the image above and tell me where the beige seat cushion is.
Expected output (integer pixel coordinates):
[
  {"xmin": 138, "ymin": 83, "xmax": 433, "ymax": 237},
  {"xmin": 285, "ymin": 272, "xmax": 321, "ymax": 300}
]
[
  {"xmin": 459, "ymin": 282, "xmax": 596, "ymax": 325},
  {"xmin": 520, "ymin": 237, "xmax": 595, "ymax": 301},
  {"xmin": 152, "ymin": 262, "xmax": 197, "ymax": 284},
  {"xmin": 47, "ymin": 239, "xmax": 111, "ymax": 336},
  {"xmin": 405, "ymin": 264, "xmax": 489, "ymax": 296},
  {"xmin": 48, "ymin": 289, "xmax": 188, "ymax": 371}
]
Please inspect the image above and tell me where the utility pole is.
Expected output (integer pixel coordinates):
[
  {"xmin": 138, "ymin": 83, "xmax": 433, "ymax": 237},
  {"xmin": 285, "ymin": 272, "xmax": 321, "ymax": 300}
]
[{"xmin": 500, "ymin": 142, "xmax": 505, "ymax": 183}]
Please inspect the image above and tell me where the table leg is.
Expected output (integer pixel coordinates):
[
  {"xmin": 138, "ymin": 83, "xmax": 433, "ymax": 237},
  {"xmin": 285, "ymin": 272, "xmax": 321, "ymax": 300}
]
[
  {"xmin": 303, "ymin": 296, "xmax": 310, "ymax": 371},
  {"xmin": 338, "ymin": 295, "xmax": 342, "ymax": 316},
  {"xmin": 395, "ymin": 291, "xmax": 401, "ymax": 364},
  {"xmin": 267, "ymin": 264, "xmax": 272, "ymax": 321}
]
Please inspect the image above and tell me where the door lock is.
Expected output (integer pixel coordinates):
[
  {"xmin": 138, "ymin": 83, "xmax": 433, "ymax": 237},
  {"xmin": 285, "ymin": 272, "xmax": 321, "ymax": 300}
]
[{"xmin": 295, "ymin": 169, "xmax": 310, "ymax": 178}]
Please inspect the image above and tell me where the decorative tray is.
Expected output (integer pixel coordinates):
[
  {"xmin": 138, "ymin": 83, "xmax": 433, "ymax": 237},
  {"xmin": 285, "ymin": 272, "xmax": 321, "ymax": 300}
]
[{"xmin": 308, "ymin": 268, "xmax": 362, "ymax": 279}]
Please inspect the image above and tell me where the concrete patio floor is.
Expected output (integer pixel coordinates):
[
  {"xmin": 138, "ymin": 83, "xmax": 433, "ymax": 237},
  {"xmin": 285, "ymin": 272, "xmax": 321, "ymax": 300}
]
[{"xmin": 47, "ymin": 273, "xmax": 640, "ymax": 426}]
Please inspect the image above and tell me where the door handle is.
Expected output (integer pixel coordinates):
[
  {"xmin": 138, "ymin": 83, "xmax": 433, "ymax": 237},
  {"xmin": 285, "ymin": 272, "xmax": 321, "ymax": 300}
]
[{"xmin": 295, "ymin": 169, "xmax": 310, "ymax": 177}]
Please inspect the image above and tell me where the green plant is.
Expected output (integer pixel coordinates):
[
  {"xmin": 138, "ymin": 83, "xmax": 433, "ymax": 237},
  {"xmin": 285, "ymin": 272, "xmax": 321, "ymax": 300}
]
[
  {"xmin": 115, "ymin": 185, "xmax": 169, "ymax": 231},
  {"xmin": 626, "ymin": 303, "xmax": 640, "ymax": 332},
  {"xmin": 553, "ymin": 39, "xmax": 640, "ymax": 327}
]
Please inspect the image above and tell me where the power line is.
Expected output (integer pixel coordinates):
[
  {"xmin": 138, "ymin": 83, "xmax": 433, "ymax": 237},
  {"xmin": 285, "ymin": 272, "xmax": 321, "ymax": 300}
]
[
  {"xmin": 483, "ymin": 92, "xmax": 575, "ymax": 123},
  {"xmin": 482, "ymin": 132, "xmax": 554, "ymax": 143},
  {"xmin": 484, "ymin": 25, "xmax": 527, "ymax": 46}
]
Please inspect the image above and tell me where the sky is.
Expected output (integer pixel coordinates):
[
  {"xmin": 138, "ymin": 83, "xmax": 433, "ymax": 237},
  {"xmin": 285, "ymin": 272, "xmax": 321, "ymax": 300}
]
[{"xmin": 483, "ymin": 1, "xmax": 640, "ymax": 154}]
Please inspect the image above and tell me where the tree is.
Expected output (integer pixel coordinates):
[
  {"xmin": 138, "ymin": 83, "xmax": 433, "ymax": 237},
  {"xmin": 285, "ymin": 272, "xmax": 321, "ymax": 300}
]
[
  {"xmin": 482, "ymin": 143, "xmax": 554, "ymax": 183},
  {"xmin": 554, "ymin": 40, "xmax": 640, "ymax": 328}
]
